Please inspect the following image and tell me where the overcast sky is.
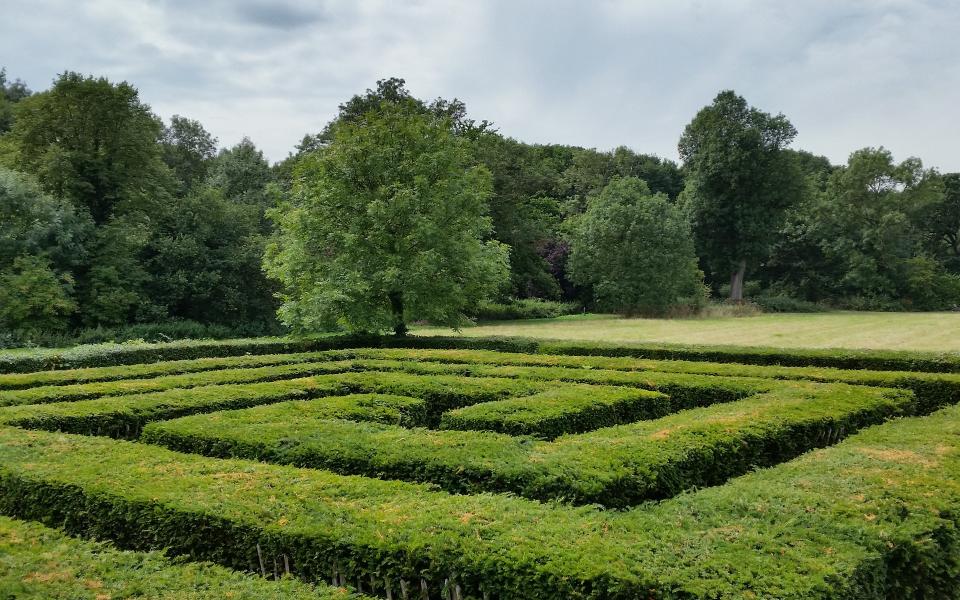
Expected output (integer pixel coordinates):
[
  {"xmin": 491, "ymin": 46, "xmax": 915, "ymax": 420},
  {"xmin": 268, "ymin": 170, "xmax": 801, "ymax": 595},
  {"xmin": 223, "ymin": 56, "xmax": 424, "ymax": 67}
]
[{"xmin": 3, "ymin": 0, "xmax": 958, "ymax": 170}]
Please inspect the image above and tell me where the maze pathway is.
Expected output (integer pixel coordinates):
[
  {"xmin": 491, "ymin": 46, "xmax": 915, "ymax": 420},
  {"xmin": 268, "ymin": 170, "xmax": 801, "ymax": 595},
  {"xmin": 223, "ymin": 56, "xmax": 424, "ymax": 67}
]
[{"xmin": 1, "ymin": 345, "xmax": 959, "ymax": 598}]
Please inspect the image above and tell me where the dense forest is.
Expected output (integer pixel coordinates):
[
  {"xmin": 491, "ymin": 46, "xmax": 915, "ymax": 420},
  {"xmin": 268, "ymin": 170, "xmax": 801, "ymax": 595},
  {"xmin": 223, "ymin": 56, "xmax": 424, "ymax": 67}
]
[{"xmin": 1, "ymin": 69, "xmax": 958, "ymax": 345}]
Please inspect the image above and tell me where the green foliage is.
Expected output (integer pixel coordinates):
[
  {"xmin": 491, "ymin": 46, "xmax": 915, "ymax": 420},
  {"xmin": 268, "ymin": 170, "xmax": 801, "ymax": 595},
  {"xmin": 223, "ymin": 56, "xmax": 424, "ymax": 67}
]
[
  {"xmin": 471, "ymin": 298, "xmax": 579, "ymax": 320},
  {"xmin": 0, "ymin": 360, "xmax": 356, "ymax": 406},
  {"xmin": 265, "ymin": 103, "xmax": 509, "ymax": 335},
  {"xmin": 8, "ymin": 72, "xmax": 171, "ymax": 225},
  {"xmin": 769, "ymin": 148, "xmax": 958, "ymax": 308},
  {"xmin": 6, "ymin": 399, "xmax": 960, "ymax": 598},
  {"xmin": 0, "ymin": 350, "xmax": 334, "ymax": 391},
  {"xmin": 5, "ymin": 339, "xmax": 960, "ymax": 596},
  {"xmin": 0, "ymin": 167, "xmax": 91, "ymax": 273},
  {"xmin": 0, "ymin": 67, "xmax": 30, "ymax": 134},
  {"xmin": 439, "ymin": 386, "xmax": 668, "ymax": 439},
  {"xmin": 568, "ymin": 177, "xmax": 706, "ymax": 314},
  {"xmin": 160, "ymin": 114, "xmax": 218, "ymax": 195},
  {"xmin": 0, "ymin": 256, "xmax": 76, "ymax": 336},
  {"xmin": 679, "ymin": 90, "xmax": 805, "ymax": 297},
  {"xmin": 136, "ymin": 359, "xmax": 911, "ymax": 506},
  {"xmin": 0, "ymin": 515, "xmax": 360, "ymax": 599}
]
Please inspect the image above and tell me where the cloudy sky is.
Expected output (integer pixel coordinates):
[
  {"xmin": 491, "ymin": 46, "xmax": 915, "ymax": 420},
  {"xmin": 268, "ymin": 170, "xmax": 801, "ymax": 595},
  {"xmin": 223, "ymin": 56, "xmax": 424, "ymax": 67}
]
[{"xmin": 3, "ymin": 0, "xmax": 958, "ymax": 170}]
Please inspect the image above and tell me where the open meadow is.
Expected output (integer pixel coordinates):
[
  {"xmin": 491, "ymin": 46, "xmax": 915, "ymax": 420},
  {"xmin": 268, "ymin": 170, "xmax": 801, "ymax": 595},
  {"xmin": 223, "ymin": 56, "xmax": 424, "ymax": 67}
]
[{"xmin": 416, "ymin": 311, "xmax": 960, "ymax": 352}]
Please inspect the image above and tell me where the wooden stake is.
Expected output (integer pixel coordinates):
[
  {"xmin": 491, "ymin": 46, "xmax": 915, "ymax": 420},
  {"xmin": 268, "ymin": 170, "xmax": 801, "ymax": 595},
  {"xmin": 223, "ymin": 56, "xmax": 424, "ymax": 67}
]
[
  {"xmin": 283, "ymin": 554, "xmax": 290, "ymax": 576},
  {"xmin": 385, "ymin": 577, "xmax": 394, "ymax": 600},
  {"xmin": 400, "ymin": 579, "xmax": 409, "ymax": 599}
]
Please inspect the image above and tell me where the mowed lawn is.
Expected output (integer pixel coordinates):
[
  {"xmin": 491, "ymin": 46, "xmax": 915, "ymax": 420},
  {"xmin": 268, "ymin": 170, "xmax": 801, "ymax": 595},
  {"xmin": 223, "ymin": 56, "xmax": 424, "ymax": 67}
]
[{"xmin": 416, "ymin": 311, "xmax": 960, "ymax": 352}]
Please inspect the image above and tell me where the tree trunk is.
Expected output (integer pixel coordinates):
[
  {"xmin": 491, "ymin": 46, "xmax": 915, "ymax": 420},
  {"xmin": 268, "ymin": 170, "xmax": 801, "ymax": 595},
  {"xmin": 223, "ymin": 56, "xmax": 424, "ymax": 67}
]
[
  {"xmin": 388, "ymin": 291, "xmax": 407, "ymax": 337},
  {"xmin": 729, "ymin": 259, "xmax": 747, "ymax": 303}
]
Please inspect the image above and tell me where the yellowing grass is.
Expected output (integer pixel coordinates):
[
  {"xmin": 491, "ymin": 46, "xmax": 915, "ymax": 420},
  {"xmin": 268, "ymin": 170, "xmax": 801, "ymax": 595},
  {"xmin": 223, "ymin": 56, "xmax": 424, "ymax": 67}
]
[{"xmin": 415, "ymin": 311, "xmax": 960, "ymax": 352}]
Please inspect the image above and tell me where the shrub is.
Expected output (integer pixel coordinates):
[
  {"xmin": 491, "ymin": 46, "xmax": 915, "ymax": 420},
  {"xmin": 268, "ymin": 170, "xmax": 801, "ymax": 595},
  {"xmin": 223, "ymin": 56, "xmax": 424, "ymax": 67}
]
[
  {"xmin": 4, "ymin": 404, "xmax": 960, "ymax": 598},
  {"xmin": 567, "ymin": 177, "xmax": 706, "ymax": 315},
  {"xmin": 142, "ymin": 378, "xmax": 913, "ymax": 506},
  {"xmin": 0, "ymin": 515, "xmax": 361, "ymax": 599},
  {"xmin": 470, "ymin": 298, "xmax": 580, "ymax": 321},
  {"xmin": 438, "ymin": 386, "xmax": 667, "ymax": 439},
  {"xmin": 753, "ymin": 293, "xmax": 828, "ymax": 313}
]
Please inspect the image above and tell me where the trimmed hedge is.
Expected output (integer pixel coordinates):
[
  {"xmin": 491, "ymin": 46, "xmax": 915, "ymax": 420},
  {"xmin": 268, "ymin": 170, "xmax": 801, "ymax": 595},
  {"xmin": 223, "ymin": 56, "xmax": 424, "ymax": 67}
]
[
  {"xmin": 354, "ymin": 357, "xmax": 767, "ymax": 409},
  {"xmin": 438, "ymin": 386, "xmax": 668, "ymax": 439},
  {"xmin": 0, "ymin": 360, "xmax": 359, "ymax": 406},
  {"xmin": 7, "ymin": 332, "xmax": 958, "ymax": 375},
  {"xmin": 0, "ymin": 515, "xmax": 361, "ymax": 599},
  {"xmin": 4, "ymin": 402, "xmax": 960, "ymax": 598},
  {"xmin": 349, "ymin": 348, "xmax": 960, "ymax": 415},
  {"xmin": 142, "ymin": 381, "xmax": 914, "ymax": 506},
  {"xmin": 0, "ymin": 351, "xmax": 334, "ymax": 391},
  {"xmin": 0, "ymin": 372, "xmax": 544, "ymax": 438}
]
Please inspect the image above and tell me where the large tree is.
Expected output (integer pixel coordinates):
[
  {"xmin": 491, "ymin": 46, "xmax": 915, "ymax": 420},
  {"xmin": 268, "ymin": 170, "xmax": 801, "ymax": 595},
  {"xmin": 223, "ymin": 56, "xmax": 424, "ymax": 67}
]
[
  {"xmin": 0, "ymin": 67, "xmax": 31, "ymax": 134},
  {"xmin": 567, "ymin": 177, "xmax": 704, "ymax": 315},
  {"xmin": 161, "ymin": 115, "xmax": 218, "ymax": 196},
  {"xmin": 7, "ymin": 72, "xmax": 170, "ymax": 224},
  {"xmin": 265, "ymin": 102, "xmax": 509, "ymax": 336},
  {"xmin": 679, "ymin": 90, "xmax": 804, "ymax": 301}
]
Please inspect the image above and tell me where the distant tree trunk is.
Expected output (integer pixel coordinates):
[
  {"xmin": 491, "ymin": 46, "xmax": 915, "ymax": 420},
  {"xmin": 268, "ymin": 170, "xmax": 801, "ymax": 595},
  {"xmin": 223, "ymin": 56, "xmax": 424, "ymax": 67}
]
[
  {"xmin": 389, "ymin": 291, "xmax": 407, "ymax": 337},
  {"xmin": 729, "ymin": 259, "xmax": 747, "ymax": 302}
]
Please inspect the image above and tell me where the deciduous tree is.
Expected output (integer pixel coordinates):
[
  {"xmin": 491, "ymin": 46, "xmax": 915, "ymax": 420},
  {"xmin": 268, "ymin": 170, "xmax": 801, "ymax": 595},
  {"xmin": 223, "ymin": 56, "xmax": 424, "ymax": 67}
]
[{"xmin": 265, "ymin": 103, "xmax": 509, "ymax": 335}]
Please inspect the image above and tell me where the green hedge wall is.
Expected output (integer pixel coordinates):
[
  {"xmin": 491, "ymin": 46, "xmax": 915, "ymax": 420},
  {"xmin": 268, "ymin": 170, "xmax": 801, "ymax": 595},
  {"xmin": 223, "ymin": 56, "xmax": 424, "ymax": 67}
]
[
  {"xmin": 3, "ymin": 403, "xmax": 960, "ymax": 598},
  {"xmin": 142, "ymin": 381, "xmax": 914, "ymax": 506},
  {"xmin": 6, "ymin": 333, "xmax": 957, "ymax": 375},
  {"xmin": 0, "ymin": 372, "xmax": 544, "ymax": 438},
  {"xmin": 0, "ymin": 360, "xmax": 358, "ymax": 406},
  {"xmin": 0, "ymin": 515, "xmax": 363, "ymax": 599},
  {"xmin": 0, "ymin": 351, "xmax": 333, "ymax": 391},
  {"xmin": 438, "ymin": 386, "xmax": 668, "ymax": 439}
]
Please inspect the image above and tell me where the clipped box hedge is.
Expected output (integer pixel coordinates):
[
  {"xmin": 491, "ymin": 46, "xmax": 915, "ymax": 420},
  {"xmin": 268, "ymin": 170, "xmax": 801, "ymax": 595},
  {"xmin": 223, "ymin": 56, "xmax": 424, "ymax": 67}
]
[
  {"xmin": 0, "ymin": 351, "xmax": 334, "ymax": 391},
  {"xmin": 351, "ymin": 348, "xmax": 960, "ymax": 415},
  {"xmin": 438, "ymin": 386, "xmax": 668, "ymax": 439},
  {"xmin": 142, "ymin": 380, "xmax": 914, "ymax": 506},
  {"xmin": 3, "ymin": 400, "xmax": 960, "ymax": 598},
  {"xmin": 5, "ymin": 332, "xmax": 959, "ymax": 375},
  {"xmin": 0, "ymin": 372, "xmax": 545, "ymax": 438},
  {"xmin": 0, "ymin": 360, "xmax": 359, "ymax": 407},
  {"xmin": 0, "ymin": 515, "xmax": 362, "ymax": 599}
]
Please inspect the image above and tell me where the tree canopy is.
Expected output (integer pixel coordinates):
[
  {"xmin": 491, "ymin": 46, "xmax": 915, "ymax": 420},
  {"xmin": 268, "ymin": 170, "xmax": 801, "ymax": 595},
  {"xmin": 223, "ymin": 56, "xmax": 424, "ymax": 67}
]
[
  {"xmin": 265, "ymin": 103, "xmax": 509, "ymax": 335},
  {"xmin": 679, "ymin": 90, "xmax": 805, "ymax": 300},
  {"xmin": 568, "ymin": 177, "xmax": 705, "ymax": 315}
]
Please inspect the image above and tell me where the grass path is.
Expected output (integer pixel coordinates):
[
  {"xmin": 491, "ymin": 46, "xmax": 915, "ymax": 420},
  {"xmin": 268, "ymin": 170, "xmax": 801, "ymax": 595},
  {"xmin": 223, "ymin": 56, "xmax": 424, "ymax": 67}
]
[{"xmin": 415, "ymin": 312, "xmax": 960, "ymax": 352}]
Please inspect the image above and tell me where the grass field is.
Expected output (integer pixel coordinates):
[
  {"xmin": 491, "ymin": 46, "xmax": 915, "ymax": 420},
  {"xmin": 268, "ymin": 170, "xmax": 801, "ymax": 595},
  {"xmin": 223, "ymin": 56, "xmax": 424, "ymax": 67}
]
[{"xmin": 416, "ymin": 311, "xmax": 960, "ymax": 352}]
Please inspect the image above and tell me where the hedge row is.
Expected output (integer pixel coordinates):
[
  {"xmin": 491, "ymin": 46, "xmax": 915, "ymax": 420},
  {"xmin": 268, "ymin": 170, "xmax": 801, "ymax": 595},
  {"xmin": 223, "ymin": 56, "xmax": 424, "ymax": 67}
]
[
  {"xmin": 5, "ymin": 332, "xmax": 958, "ymax": 374},
  {"xmin": 0, "ymin": 515, "xmax": 361, "ymax": 599},
  {"xmin": 4, "ymin": 402, "xmax": 960, "ymax": 598},
  {"xmin": 0, "ymin": 360, "xmax": 361, "ymax": 407},
  {"xmin": 0, "ymin": 372, "xmax": 544, "ymax": 438},
  {"xmin": 354, "ymin": 358, "xmax": 768, "ymax": 409},
  {"xmin": 438, "ymin": 386, "xmax": 668, "ymax": 439},
  {"xmin": 0, "ymin": 351, "xmax": 333, "ymax": 391},
  {"xmin": 350, "ymin": 348, "xmax": 960, "ymax": 415},
  {"xmin": 142, "ymin": 381, "xmax": 914, "ymax": 506}
]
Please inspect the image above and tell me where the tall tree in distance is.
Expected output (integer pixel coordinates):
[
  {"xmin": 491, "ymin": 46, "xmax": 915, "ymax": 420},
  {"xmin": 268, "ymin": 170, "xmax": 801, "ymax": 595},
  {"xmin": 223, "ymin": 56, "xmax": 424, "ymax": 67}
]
[
  {"xmin": 0, "ymin": 67, "xmax": 31, "ymax": 134},
  {"xmin": 567, "ymin": 177, "xmax": 705, "ymax": 315},
  {"xmin": 7, "ymin": 72, "xmax": 170, "ymax": 224},
  {"xmin": 265, "ymin": 102, "xmax": 509, "ymax": 336},
  {"xmin": 161, "ymin": 115, "xmax": 218, "ymax": 195},
  {"xmin": 679, "ymin": 90, "xmax": 804, "ymax": 301}
]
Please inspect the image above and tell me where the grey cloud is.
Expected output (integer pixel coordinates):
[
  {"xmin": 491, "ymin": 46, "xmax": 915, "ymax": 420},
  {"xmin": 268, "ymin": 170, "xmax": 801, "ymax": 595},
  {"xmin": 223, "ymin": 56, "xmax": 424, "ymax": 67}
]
[{"xmin": 1, "ymin": 0, "xmax": 957, "ymax": 170}]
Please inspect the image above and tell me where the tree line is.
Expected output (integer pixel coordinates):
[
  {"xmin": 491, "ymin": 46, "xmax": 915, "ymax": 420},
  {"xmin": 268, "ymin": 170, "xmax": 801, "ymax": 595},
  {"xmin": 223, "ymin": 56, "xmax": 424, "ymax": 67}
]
[{"xmin": 1, "ymin": 69, "xmax": 958, "ymax": 342}]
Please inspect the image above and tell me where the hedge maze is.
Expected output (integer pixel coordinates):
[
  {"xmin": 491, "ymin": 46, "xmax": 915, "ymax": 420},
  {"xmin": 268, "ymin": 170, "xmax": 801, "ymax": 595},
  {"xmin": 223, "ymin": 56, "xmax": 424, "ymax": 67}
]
[{"xmin": 2, "ymin": 339, "xmax": 960, "ymax": 598}]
